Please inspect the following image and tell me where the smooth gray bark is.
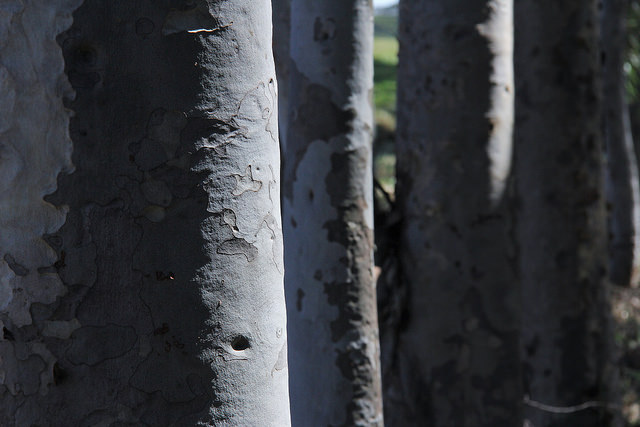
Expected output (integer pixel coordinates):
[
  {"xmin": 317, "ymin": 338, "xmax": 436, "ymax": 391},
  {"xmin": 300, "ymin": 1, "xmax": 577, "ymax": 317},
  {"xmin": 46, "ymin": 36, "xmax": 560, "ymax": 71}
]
[
  {"xmin": 283, "ymin": 1, "xmax": 383, "ymax": 425},
  {"xmin": 387, "ymin": 1, "xmax": 522, "ymax": 425},
  {"xmin": 515, "ymin": 1, "xmax": 617, "ymax": 426},
  {"xmin": 602, "ymin": 0, "xmax": 640, "ymax": 287},
  {"xmin": 0, "ymin": 1, "xmax": 290, "ymax": 425}
]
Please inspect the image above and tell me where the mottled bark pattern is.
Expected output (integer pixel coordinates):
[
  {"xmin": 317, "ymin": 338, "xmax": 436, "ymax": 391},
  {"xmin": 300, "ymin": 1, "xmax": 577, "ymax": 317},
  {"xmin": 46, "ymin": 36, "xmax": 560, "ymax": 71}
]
[
  {"xmin": 283, "ymin": 1, "xmax": 383, "ymax": 425},
  {"xmin": 387, "ymin": 1, "xmax": 521, "ymax": 426},
  {"xmin": 515, "ymin": 1, "xmax": 616, "ymax": 426},
  {"xmin": 602, "ymin": 0, "xmax": 640, "ymax": 286},
  {"xmin": 0, "ymin": 1, "xmax": 289, "ymax": 425}
]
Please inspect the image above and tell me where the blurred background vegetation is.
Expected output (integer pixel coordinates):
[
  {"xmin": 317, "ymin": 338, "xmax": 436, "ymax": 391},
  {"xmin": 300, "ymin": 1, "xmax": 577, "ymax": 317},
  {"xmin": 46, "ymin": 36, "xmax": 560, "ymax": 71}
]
[{"xmin": 373, "ymin": 4, "xmax": 398, "ymax": 198}]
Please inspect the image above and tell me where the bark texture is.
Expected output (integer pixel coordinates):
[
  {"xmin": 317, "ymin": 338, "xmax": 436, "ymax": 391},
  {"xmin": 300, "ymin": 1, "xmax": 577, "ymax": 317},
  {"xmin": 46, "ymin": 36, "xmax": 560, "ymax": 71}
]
[
  {"xmin": 515, "ymin": 1, "xmax": 617, "ymax": 426},
  {"xmin": 0, "ymin": 1, "xmax": 290, "ymax": 425},
  {"xmin": 386, "ymin": 1, "xmax": 521, "ymax": 426},
  {"xmin": 283, "ymin": 1, "xmax": 383, "ymax": 425},
  {"xmin": 602, "ymin": 0, "xmax": 640, "ymax": 287}
]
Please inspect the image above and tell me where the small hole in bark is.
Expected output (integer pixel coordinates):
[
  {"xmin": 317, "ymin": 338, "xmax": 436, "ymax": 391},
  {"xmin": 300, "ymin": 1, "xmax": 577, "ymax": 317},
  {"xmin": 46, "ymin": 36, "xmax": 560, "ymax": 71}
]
[
  {"xmin": 53, "ymin": 363, "xmax": 68, "ymax": 385},
  {"xmin": 3, "ymin": 327, "xmax": 15, "ymax": 341},
  {"xmin": 231, "ymin": 335, "xmax": 250, "ymax": 351}
]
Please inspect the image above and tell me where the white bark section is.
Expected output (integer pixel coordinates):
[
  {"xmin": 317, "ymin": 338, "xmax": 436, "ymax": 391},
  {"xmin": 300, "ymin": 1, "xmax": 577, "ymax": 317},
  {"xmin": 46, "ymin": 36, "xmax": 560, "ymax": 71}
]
[
  {"xmin": 478, "ymin": 0, "xmax": 514, "ymax": 204},
  {"xmin": 0, "ymin": 0, "xmax": 81, "ymax": 395}
]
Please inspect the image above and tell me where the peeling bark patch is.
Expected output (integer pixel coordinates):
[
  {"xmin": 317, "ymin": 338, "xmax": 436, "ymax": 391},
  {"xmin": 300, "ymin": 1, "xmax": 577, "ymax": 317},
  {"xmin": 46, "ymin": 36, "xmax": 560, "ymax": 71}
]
[
  {"xmin": 324, "ymin": 280, "xmax": 361, "ymax": 343},
  {"xmin": 67, "ymin": 325, "xmax": 137, "ymax": 366},
  {"xmin": 232, "ymin": 165, "xmax": 262, "ymax": 196},
  {"xmin": 283, "ymin": 64, "xmax": 356, "ymax": 200},
  {"xmin": 162, "ymin": 2, "xmax": 221, "ymax": 36},
  {"xmin": 314, "ymin": 17, "xmax": 337, "ymax": 42},
  {"xmin": 216, "ymin": 237, "xmax": 258, "ymax": 262},
  {"xmin": 181, "ymin": 116, "xmax": 241, "ymax": 156},
  {"xmin": 325, "ymin": 148, "xmax": 369, "ymax": 213},
  {"xmin": 3, "ymin": 254, "xmax": 28, "ymax": 276},
  {"xmin": 273, "ymin": 341, "xmax": 287, "ymax": 372},
  {"xmin": 136, "ymin": 18, "xmax": 155, "ymax": 36},
  {"xmin": 222, "ymin": 209, "xmax": 238, "ymax": 233},
  {"xmin": 0, "ymin": 0, "xmax": 77, "ymax": 328},
  {"xmin": 136, "ymin": 109, "xmax": 187, "ymax": 170}
]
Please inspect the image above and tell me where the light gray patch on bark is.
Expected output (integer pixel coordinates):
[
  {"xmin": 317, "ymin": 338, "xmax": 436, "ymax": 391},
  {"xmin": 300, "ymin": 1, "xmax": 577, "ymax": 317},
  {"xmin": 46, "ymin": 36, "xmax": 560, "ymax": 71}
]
[
  {"xmin": 232, "ymin": 165, "xmax": 263, "ymax": 196},
  {"xmin": 0, "ymin": 0, "xmax": 82, "ymax": 405},
  {"xmin": 216, "ymin": 237, "xmax": 259, "ymax": 262}
]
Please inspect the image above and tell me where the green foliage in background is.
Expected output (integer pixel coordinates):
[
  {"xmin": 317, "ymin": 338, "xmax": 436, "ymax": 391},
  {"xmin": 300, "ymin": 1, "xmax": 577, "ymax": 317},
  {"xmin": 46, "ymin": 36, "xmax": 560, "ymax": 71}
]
[
  {"xmin": 374, "ymin": 14, "xmax": 398, "ymax": 38},
  {"xmin": 627, "ymin": 1, "xmax": 640, "ymax": 102},
  {"xmin": 374, "ymin": 37, "xmax": 398, "ymax": 127},
  {"xmin": 373, "ymin": 10, "xmax": 398, "ymax": 193}
]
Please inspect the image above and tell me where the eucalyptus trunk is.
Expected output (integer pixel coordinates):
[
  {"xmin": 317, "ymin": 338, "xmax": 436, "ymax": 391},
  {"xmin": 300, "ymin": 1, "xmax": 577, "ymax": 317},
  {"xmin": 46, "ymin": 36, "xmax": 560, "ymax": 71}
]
[
  {"xmin": 602, "ymin": 0, "xmax": 640, "ymax": 287},
  {"xmin": 515, "ymin": 1, "xmax": 617, "ymax": 425},
  {"xmin": 0, "ymin": 1, "xmax": 290, "ymax": 425},
  {"xmin": 387, "ymin": 1, "xmax": 521, "ymax": 425},
  {"xmin": 282, "ymin": 0, "xmax": 383, "ymax": 425}
]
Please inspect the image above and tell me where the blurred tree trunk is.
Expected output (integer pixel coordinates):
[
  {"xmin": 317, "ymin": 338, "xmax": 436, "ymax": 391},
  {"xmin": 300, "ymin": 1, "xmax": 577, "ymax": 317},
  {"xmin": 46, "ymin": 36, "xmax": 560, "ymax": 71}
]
[
  {"xmin": 0, "ymin": 1, "xmax": 290, "ymax": 425},
  {"xmin": 602, "ymin": 0, "xmax": 640, "ymax": 287},
  {"xmin": 514, "ymin": 1, "xmax": 618, "ymax": 426},
  {"xmin": 273, "ymin": 0, "xmax": 290, "ymax": 150},
  {"xmin": 385, "ymin": 1, "xmax": 522, "ymax": 425},
  {"xmin": 282, "ymin": 0, "xmax": 383, "ymax": 425}
]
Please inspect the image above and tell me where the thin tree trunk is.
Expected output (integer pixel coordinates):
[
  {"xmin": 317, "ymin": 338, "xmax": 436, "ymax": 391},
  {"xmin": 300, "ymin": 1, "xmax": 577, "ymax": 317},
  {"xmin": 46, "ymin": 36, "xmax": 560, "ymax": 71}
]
[
  {"xmin": 387, "ymin": 1, "xmax": 521, "ymax": 425},
  {"xmin": 283, "ymin": 1, "xmax": 383, "ymax": 425},
  {"xmin": 0, "ymin": 1, "xmax": 290, "ymax": 425},
  {"xmin": 514, "ymin": 1, "xmax": 617, "ymax": 426},
  {"xmin": 602, "ymin": 0, "xmax": 640, "ymax": 287}
]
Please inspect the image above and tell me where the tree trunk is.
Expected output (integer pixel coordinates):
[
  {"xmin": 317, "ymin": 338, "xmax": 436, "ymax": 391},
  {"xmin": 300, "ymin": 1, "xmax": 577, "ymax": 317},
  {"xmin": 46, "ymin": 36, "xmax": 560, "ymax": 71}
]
[
  {"xmin": 273, "ymin": 0, "xmax": 290, "ymax": 152},
  {"xmin": 602, "ymin": 0, "xmax": 640, "ymax": 287},
  {"xmin": 0, "ymin": 1, "xmax": 290, "ymax": 425},
  {"xmin": 282, "ymin": 1, "xmax": 383, "ymax": 425},
  {"xmin": 514, "ymin": 1, "xmax": 617, "ymax": 426},
  {"xmin": 387, "ymin": 1, "xmax": 521, "ymax": 425}
]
